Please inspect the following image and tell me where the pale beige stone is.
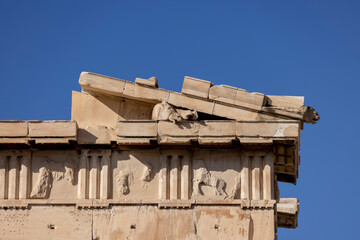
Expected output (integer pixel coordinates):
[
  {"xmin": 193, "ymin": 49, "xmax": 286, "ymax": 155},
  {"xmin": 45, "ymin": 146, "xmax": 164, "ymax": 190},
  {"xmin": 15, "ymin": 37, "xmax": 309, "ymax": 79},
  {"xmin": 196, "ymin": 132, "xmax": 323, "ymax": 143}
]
[
  {"xmin": 117, "ymin": 137, "xmax": 155, "ymax": 145},
  {"xmin": 251, "ymin": 156, "xmax": 262, "ymax": 200},
  {"xmin": 169, "ymin": 92, "xmax": 215, "ymax": 114},
  {"xmin": 0, "ymin": 72, "xmax": 320, "ymax": 239},
  {"xmin": 158, "ymin": 154, "xmax": 168, "ymax": 200},
  {"xmin": 28, "ymin": 121, "xmax": 77, "ymax": 137},
  {"xmin": 198, "ymin": 120, "xmax": 236, "ymax": 137},
  {"xmin": 277, "ymin": 198, "xmax": 299, "ymax": 229},
  {"xmin": 212, "ymin": 102, "xmax": 259, "ymax": 121},
  {"xmin": 181, "ymin": 76, "xmax": 212, "ymax": 98},
  {"xmin": 152, "ymin": 101, "xmax": 183, "ymax": 122},
  {"xmin": 0, "ymin": 121, "xmax": 27, "ymax": 137},
  {"xmin": 79, "ymin": 72, "xmax": 126, "ymax": 96},
  {"xmin": 100, "ymin": 151, "xmax": 111, "ymax": 199},
  {"xmin": 236, "ymin": 121, "xmax": 300, "ymax": 138},
  {"xmin": 135, "ymin": 76, "xmax": 158, "ymax": 88},
  {"xmin": 8, "ymin": 156, "xmax": 19, "ymax": 199},
  {"xmin": 277, "ymin": 198, "xmax": 299, "ymax": 215},
  {"xmin": 267, "ymin": 95, "xmax": 304, "ymax": 109},
  {"xmin": 263, "ymin": 154, "xmax": 274, "ymax": 200},
  {"xmin": 72, "ymin": 91, "xmax": 153, "ymax": 128},
  {"xmin": 158, "ymin": 121, "xmax": 198, "ymax": 137},
  {"xmin": 123, "ymin": 81, "xmax": 169, "ymax": 103},
  {"xmin": 77, "ymin": 151, "xmax": 88, "ymax": 199},
  {"xmin": 19, "ymin": 152, "xmax": 30, "ymax": 199},
  {"xmin": 0, "ymin": 156, "xmax": 6, "ymax": 199},
  {"xmin": 77, "ymin": 125, "xmax": 113, "ymax": 144},
  {"xmin": 240, "ymin": 156, "xmax": 250, "ymax": 200},
  {"xmin": 169, "ymin": 155, "xmax": 179, "ymax": 200},
  {"xmin": 117, "ymin": 120, "xmax": 157, "ymax": 137},
  {"xmin": 235, "ymin": 90, "xmax": 265, "ymax": 110},
  {"xmin": 209, "ymin": 84, "xmax": 237, "ymax": 104},
  {"xmin": 72, "ymin": 91, "xmax": 122, "ymax": 129},
  {"xmin": 180, "ymin": 154, "xmax": 190, "ymax": 200},
  {"xmin": 30, "ymin": 166, "xmax": 50, "ymax": 199}
]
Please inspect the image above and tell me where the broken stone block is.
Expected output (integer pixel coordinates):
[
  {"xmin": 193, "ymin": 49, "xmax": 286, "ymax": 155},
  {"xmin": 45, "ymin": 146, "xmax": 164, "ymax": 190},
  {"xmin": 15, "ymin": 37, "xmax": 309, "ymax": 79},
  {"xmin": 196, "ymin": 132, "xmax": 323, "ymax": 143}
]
[
  {"xmin": 209, "ymin": 85, "xmax": 237, "ymax": 104},
  {"xmin": 235, "ymin": 90, "xmax": 265, "ymax": 110},
  {"xmin": 181, "ymin": 76, "xmax": 212, "ymax": 99},
  {"xmin": 79, "ymin": 72, "xmax": 126, "ymax": 97},
  {"xmin": 135, "ymin": 77, "xmax": 158, "ymax": 88}
]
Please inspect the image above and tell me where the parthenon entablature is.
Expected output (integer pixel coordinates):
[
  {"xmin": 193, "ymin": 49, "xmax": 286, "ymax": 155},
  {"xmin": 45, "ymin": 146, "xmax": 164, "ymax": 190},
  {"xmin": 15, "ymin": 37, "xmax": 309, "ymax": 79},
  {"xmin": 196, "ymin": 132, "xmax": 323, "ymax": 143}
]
[{"xmin": 0, "ymin": 72, "xmax": 319, "ymax": 239}]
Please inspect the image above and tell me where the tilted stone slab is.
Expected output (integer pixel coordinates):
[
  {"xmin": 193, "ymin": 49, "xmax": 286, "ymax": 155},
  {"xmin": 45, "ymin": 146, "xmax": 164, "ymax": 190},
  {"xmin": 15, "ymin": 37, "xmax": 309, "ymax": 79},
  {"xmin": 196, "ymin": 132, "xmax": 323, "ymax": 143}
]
[
  {"xmin": 235, "ymin": 90, "xmax": 265, "ymax": 111},
  {"xmin": 209, "ymin": 85, "xmax": 237, "ymax": 104},
  {"xmin": 78, "ymin": 72, "xmax": 310, "ymax": 122},
  {"xmin": 168, "ymin": 92, "xmax": 215, "ymax": 114},
  {"xmin": 123, "ymin": 82, "xmax": 169, "ymax": 103},
  {"xmin": 181, "ymin": 76, "xmax": 212, "ymax": 98},
  {"xmin": 79, "ymin": 72, "xmax": 126, "ymax": 96}
]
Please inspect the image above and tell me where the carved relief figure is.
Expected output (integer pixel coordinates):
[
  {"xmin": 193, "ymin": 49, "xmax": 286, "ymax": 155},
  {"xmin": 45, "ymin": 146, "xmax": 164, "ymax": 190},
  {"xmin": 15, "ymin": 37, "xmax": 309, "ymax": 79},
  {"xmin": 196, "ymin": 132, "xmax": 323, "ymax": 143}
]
[
  {"xmin": 152, "ymin": 101, "xmax": 198, "ymax": 123},
  {"xmin": 116, "ymin": 170, "xmax": 133, "ymax": 195},
  {"xmin": 176, "ymin": 108, "xmax": 198, "ymax": 121},
  {"xmin": 301, "ymin": 105, "xmax": 320, "ymax": 124},
  {"xmin": 192, "ymin": 160, "xmax": 228, "ymax": 198},
  {"xmin": 50, "ymin": 161, "xmax": 76, "ymax": 184},
  {"xmin": 30, "ymin": 159, "xmax": 76, "ymax": 199},
  {"xmin": 152, "ymin": 101, "xmax": 183, "ymax": 123},
  {"xmin": 30, "ymin": 166, "xmax": 51, "ymax": 198},
  {"xmin": 229, "ymin": 174, "xmax": 241, "ymax": 199},
  {"xmin": 64, "ymin": 161, "xmax": 75, "ymax": 184},
  {"xmin": 141, "ymin": 162, "xmax": 152, "ymax": 182}
]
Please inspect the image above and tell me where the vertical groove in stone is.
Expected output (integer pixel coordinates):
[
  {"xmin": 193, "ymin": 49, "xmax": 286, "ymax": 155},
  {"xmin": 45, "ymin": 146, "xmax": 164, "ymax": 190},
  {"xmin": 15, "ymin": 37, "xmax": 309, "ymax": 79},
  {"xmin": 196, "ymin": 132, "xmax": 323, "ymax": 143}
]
[
  {"xmin": 19, "ymin": 152, "xmax": 30, "ymax": 199},
  {"xmin": 251, "ymin": 156, "xmax": 262, "ymax": 200},
  {"xmin": 0, "ymin": 155, "xmax": 7, "ymax": 199},
  {"xmin": 159, "ymin": 154, "xmax": 168, "ymax": 200},
  {"xmin": 78, "ymin": 150, "xmax": 89, "ymax": 199},
  {"xmin": 100, "ymin": 151, "xmax": 111, "ymax": 199},
  {"xmin": 180, "ymin": 155, "xmax": 189, "ymax": 200},
  {"xmin": 240, "ymin": 155, "xmax": 250, "ymax": 200},
  {"xmin": 170, "ymin": 155, "xmax": 179, "ymax": 200},
  {"xmin": 8, "ymin": 156, "xmax": 19, "ymax": 199},
  {"xmin": 89, "ymin": 156, "xmax": 99, "ymax": 199},
  {"xmin": 263, "ymin": 154, "xmax": 274, "ymax": 200}
]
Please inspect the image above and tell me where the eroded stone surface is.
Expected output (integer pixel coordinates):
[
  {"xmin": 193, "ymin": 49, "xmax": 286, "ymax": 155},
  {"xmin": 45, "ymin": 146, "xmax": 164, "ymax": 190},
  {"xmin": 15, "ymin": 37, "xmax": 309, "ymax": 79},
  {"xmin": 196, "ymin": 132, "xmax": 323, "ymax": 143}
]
[{"xmin": 0, "ymin": 72, "xmax": 319, "ymax": 239}]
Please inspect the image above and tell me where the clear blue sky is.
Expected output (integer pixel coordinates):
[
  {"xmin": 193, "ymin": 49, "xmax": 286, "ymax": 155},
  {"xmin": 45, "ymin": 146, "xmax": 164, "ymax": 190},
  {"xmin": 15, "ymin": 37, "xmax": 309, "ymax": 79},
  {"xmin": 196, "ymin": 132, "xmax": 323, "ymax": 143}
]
[{"xmin": 1, "ymin": 1, "xmax": 359, "ymax": 239}]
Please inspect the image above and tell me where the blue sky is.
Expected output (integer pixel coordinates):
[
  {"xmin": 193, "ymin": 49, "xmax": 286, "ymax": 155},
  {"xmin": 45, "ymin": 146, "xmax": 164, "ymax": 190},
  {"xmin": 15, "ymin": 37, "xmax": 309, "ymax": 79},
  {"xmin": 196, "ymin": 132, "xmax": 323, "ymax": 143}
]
[{"xmin": 1, "ymin": 1, "xmax": 359, "ymax": 239}]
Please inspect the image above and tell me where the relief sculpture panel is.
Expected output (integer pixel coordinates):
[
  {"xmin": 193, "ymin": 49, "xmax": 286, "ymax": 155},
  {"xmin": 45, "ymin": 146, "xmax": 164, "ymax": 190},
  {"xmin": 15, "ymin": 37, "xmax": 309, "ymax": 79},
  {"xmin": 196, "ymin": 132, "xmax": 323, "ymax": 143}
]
[
  {"xmin": 112, "ymin": 150, "xmax": 159, "ymax": 200},
  {"xmin": 31, "ymin": 151, "xmax": 78, "ymax": 199}
]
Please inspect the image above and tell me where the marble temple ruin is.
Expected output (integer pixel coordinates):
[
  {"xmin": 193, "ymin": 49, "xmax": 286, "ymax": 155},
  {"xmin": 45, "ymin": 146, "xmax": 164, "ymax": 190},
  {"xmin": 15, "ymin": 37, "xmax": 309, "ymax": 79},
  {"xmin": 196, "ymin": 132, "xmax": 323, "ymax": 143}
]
[{"xmin": 0, "ymin": 72, "xmax": 319, "ymax": 239}]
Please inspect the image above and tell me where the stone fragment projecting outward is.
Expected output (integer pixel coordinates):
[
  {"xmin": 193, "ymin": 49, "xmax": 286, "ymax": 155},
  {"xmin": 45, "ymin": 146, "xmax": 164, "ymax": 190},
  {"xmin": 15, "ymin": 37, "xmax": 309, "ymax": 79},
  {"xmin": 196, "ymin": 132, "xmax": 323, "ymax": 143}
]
[
  {"xmin": 152, "ymin": 101, "xmax": 198, "ymax": 123},
  {"xmin": 0, "ymin": 72, "xmax": 319, "ymax": 240},
  {"xmin": 152, "ymin": 101, "xmax": 182, "ymax": 123},
  {"xmin": 301, "ymin": 105, "xmax": 320, "ymax": 124}
]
